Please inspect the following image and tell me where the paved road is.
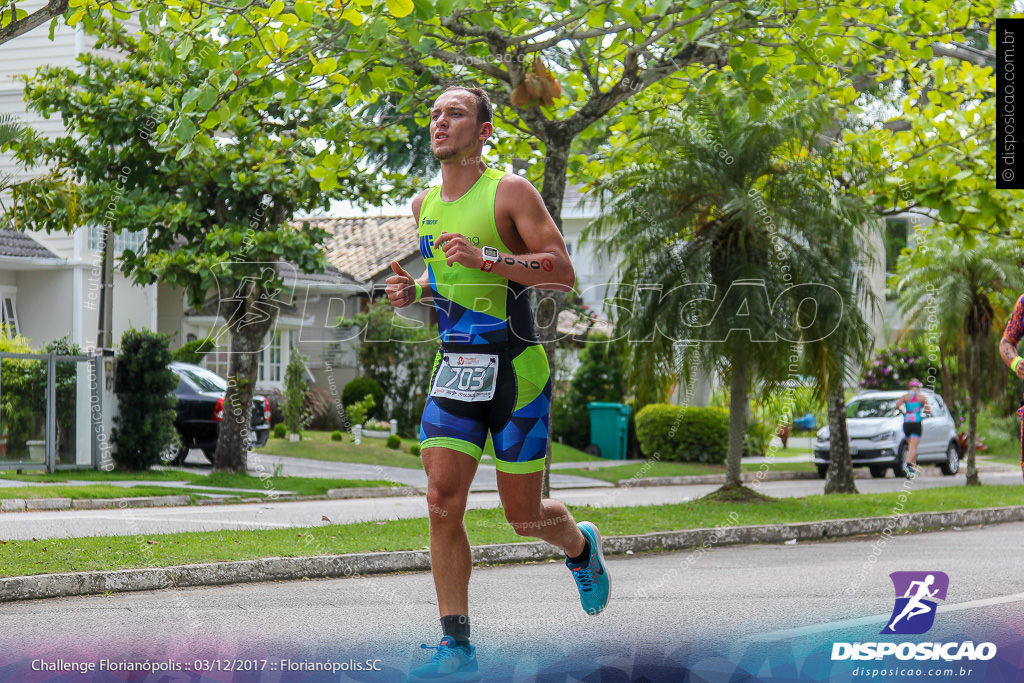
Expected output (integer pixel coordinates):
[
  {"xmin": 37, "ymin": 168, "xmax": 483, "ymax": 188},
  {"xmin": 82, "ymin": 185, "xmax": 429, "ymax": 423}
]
[
  {"xmin": 2, "ymin": 522, "xmax": 1022, "ymax": 681},
  {"xmin": 0, "ymin": 467, "xmax": 1020, "ymax": 541},
  {"xmin": 198, "ymin": 451, "xmax": 618, "ymax": 492}
]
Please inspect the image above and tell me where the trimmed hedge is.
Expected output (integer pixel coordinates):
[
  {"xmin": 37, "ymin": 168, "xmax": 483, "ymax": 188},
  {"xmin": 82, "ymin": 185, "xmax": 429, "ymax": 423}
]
[
  {"xmin": 112, "ymin": 328, "xmax": 178, "ymax": 470},
  {"xmin": 342, "ymin": 377, "xmax": 384, "ymax": 420},
  {"xmin": 635, "ymin": 404, "xmax": 729, "ymax": 464}
]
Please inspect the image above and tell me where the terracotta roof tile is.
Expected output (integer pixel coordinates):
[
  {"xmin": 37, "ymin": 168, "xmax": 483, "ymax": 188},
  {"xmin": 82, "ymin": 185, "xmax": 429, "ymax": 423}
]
[{"xmin": 301, "ymin": 215, "xmax": 419, "ymax": 283}]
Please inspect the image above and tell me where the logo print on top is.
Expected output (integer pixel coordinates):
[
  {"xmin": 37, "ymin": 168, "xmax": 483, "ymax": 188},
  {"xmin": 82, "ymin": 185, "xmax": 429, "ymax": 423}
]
[
  {"xmin": 881, "ymin": 571, "xmax": 949, "ymax": 635},
  {"xmin": 419, "ymin": 235, "xmax": 434, "ymax": 259}
]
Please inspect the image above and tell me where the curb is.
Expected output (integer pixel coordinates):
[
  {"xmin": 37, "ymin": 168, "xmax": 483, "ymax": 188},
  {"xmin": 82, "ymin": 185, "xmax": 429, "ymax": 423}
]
[
  {"xmin": 327, "ymin": 486, "xmax": 422, "ymax": 499},
  {"xmin": 0, "ymin": 495, "xmax": 193, "ymax": 512},
  {"xmin": 3, "ymin": 505, "xmax": 1023, "ymax": 603},
  {"xmin": 622, "ymin": 471, "xmax": 820, "ymax": 486}
]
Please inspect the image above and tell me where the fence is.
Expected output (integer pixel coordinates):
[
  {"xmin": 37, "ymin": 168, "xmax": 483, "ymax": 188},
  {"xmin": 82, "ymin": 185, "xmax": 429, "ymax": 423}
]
[{"xmin": 0, "ymin": 352, "xmax": 106, "ymax": 473}]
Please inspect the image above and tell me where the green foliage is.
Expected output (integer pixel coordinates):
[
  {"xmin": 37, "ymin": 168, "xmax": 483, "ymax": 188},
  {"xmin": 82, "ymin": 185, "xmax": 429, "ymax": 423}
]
[
  {"xmin": 386, "ymin": 434, "xmax": 401, "ymax": 450},
  {"xmin": 171, "ymin": 337, "xmax": 216, "ymax": 364},
  {"xmin": 331, "ymin": 430, "xmax": 343, "ymax": 442},
  {"xmin": 409, "ymin": 443, "xmax": 421, "ymax": 457},
  {"xmin": 635, "ymin": 405, "xmax": 729, "ymax": 464},
  {"xmin": 272, "ymin": 423, "xmax": 287, "ymax": 439},
  {"xmin": 112, "ymin": 328, "xmax": 178, "ymax": 470},
  {"xmin": 339, "ymin": 298, "xmax": 437, "ymax": 435},
  {"xmin": 341, "ymin": 377, "xmax": 385, "ymax": 420},
  {"xmin": 861, "ymin": 341, "xmax": 940, "ymax": 392},
  {"xmin": 0, "ymin": 333, "xmax": 38, "ymax": 459},
  {"xmin": 283, "ymin": 351, "xmax": 309, "ymax": 435},
  {"xmin": 759, "ymin": 385, "xmax": 827, "ymax": 429},
  {"xmin": 345, "ymin": 394, "xmax": 377, "ymax": 430},
  {"xmin": 742, "ymin": 420, "xmax": 774, "ymax": 458},
  {"xmin": 590, "ymin": 90, "xmax": 877, "ymax": 486}
]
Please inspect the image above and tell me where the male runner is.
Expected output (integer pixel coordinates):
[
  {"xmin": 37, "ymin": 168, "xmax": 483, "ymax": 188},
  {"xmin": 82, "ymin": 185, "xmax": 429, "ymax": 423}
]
[
  {"xmin": 894, "ymin": 379, "xmax": 929, "ymax": 479},
  {"xmin": 385, "ymin": 85, "xmax": 610, "ymax": 679},
  {"xmin": 998, "ymin": 293, "xmax": 1024, "ymax": 481}
]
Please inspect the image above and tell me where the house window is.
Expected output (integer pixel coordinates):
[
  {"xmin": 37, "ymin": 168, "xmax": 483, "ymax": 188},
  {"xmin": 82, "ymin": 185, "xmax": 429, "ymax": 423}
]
[
  {"xmin": 88, "ymin": 226, "xmax": 147, "ymax": 256},
  {"xmin": 204, "ymin": 336, "xmax": 230, "ymax": 378},
  {"xmin": 1, "ymin": 295, "xmax": 18, "ymax": 338},
  {"xmin": 258, "ymin": 330, "xmax": 293, "ymax": 384},
  {"xmin": 203, "ymin": 329, "xmax": 292, "ymax": 383}
]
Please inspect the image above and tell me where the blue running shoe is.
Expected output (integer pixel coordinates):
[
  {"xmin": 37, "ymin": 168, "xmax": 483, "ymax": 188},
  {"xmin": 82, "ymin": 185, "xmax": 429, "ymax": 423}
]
[
  {"xmin": 566, "ymin": 520, "xmax": 610, "ymax": 615},
  {"xmin": 410, "ymin": 636, "xmax": 477, "ymax": 681},
  {"xmin": 903, "ymin": 462, "xmax": 917, "ymax": 479}
]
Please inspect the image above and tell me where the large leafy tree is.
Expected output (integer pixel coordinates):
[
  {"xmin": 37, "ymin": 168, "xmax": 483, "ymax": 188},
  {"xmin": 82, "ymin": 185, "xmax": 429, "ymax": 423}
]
[
  {"xmin": 588, "ymin": 91, "xmax": 872, "ymax": 493},
  {"xmin": 894, "ymin": 228, "xmax": 1024, "ymax": 486},
  {"xmin": 5, "ymin": 22, "xmax": 378, "ymax": 473},
  {"xmin": 320, "ymin": 0, "xmax": 996, "ymax": 494}
]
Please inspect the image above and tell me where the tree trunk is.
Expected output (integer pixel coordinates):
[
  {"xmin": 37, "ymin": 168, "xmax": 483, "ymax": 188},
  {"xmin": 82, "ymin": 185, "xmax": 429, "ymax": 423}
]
[
  {"xmin": 824, "ymin": 379, "xmax": 857, "ymax": 494},
  {"xmin": 536, "ymin": 139, "xmax": 571, "ymax": 499},
  {"xmin": 213, "ymin": 283, "xmax": 276, "ymax": 474},
  {"xmin": 965, "ymin": 335, "xmax": 981, "ymax": 486},
  {"xmin": 725, "ymin": 355, "xmax": 747, "ymax": 488}
]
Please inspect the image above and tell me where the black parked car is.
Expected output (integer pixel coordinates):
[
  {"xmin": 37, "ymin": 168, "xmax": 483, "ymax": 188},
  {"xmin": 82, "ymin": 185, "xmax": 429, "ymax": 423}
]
[{"xmin": 161, "ymin": 362, "xmax": 271, "ymax": 465}]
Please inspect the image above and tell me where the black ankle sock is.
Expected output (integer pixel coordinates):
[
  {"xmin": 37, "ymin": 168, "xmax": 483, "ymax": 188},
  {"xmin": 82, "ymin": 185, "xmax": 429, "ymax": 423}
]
[
  {"xmin": 441, "ymin": 615, "xmax": 470, "ymax": 651},
  {"xmin": 567, "ymin": 537, "xmax": 590, "ymax": 565}
]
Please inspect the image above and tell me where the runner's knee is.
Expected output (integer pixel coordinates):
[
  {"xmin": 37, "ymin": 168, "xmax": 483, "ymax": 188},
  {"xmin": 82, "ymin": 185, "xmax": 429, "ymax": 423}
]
[
  {"xmin": 426, "ymin": 484, "xmax": 467, "ymax": 522},
  {"xmin": 504, "ymin": 508, "xmax": 543, "ymax": 537}
]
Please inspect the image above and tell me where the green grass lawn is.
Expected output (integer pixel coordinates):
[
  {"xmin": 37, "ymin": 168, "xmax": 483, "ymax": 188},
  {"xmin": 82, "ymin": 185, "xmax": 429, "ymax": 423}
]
[
  {"xmin": 3, "ymin": 485, "xmax": 1020, "ymax": 578},
  {"xmin": 0, "ymin": 470, "xmax": 399, "ymax": 499},
  {"xmin": 0, "ymin": 485, "xmax": 208, "ymax": 500},
  {"xmin": 255, "ymin": 431, "xmax": 426, "ymax": 469},
  {"xmin": 256, "ymin": 431, "xmax": 600, "ymax": 467},
  {"xmin": 558, "ymin": 460, "xmax": 814, "ymax": 484},
  {"xmin": 557, "ymin": 448, "xmax": 812, "ymax": 483}
]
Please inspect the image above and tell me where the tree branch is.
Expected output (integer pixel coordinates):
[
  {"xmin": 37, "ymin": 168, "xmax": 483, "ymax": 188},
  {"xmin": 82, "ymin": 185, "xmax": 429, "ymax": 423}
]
[{"xmin": 0, "ymin": 0, "xmax": 67, "ymax": 45}]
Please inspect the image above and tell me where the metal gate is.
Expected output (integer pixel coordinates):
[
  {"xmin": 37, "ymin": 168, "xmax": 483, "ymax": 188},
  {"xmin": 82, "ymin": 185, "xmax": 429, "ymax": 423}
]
[{"xmin": 0, "ymin": 352, "xmax": 104, "ymax": 473}]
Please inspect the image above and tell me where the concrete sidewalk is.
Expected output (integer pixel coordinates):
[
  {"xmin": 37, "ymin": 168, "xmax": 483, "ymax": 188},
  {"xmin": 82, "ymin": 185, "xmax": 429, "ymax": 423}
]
[
  {"xmin": 241, "ymin": 452, "xmax": 617, "ymax": 492},
  {"xmin": 4, "ymin": 505, "xmax": 1022, "ymax": 603}
]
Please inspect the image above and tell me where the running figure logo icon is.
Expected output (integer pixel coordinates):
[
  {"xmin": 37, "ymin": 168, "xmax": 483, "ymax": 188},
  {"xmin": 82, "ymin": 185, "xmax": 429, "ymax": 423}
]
[{"xmin": 881, "ymin": 571, "xmax": 949, "ymax": 635}]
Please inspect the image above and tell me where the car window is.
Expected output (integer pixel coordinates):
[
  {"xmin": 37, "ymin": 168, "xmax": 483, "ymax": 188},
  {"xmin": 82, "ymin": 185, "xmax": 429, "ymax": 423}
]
[
  {"xmin": 174, "ymin": 366, "xmax": 227, "ymax": 393},
  {"xmin": 846, "ymin": 398, "xmax": 897, "ymax": 418}
]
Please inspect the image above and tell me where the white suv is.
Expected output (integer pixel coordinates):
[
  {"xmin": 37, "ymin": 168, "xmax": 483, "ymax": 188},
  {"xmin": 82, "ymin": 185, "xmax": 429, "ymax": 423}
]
[{"xmin": 813, "ymin": 390, "xmax": 960, "ymax": 479}]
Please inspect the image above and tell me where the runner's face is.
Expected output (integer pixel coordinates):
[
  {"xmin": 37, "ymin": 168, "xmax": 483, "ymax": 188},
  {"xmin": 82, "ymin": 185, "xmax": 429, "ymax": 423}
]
[{"xmin": 429, "ymin": 92, "xmax": 486, "ymax": 162}]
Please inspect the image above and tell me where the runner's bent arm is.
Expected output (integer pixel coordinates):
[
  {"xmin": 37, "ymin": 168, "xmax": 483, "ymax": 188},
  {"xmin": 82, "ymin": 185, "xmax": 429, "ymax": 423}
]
[
  {"xmin": 436, "ymin": 174, "xmax": 574, "ymax": 292},
  {"xmin": 1001, "ymin": 295, "xmax": 1024, "ymax": 379},
  {"xmin": 386, "ymin": 191, "xmax": 434, "ymax": 309}
]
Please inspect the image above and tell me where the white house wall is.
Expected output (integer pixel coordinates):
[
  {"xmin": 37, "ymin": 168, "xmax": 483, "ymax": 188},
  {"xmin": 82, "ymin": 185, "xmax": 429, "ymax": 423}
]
[
  {"xmin": 16, "ymin": 268, "xmax": 72, "ymax": 345},
  {"xmin": 0, "ymin": 0, "xmax": 79, "ymax": 183}
]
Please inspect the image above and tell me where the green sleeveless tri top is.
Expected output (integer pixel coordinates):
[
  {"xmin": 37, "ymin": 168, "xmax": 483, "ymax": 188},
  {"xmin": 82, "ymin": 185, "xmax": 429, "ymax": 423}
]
[{"xmin": 418, "ymin": 168, "xmax": 537, "ymax": 346}]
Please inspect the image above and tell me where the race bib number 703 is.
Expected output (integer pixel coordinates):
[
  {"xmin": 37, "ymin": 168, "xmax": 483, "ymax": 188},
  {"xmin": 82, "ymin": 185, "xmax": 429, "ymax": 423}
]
[{"xmin": 430, "ymin": 353, "xmax": 498, "ymax": 402}]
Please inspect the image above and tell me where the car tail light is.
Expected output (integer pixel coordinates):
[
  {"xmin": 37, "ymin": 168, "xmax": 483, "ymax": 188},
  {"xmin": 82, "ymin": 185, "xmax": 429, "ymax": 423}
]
[
  {"xmin": 264, "ymin": 398, "xmax": 271, "ymax": 422},
  {"xmin": 212, "ymin": 397, "xmax": 224, "ymax": 422}
]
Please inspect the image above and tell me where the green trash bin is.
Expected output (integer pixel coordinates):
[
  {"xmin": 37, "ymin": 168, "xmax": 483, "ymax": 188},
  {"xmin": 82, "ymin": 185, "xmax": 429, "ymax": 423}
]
[{"xmin": 586, "ymin": 402, "xmax": 631, "ymax": 460}]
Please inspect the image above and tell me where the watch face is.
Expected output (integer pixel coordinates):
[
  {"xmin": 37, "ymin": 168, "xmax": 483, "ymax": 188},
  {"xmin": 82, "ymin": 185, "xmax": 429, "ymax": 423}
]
[{"xmin": 482, "ymin": 246, "xmax": 499, "ymax": 259}]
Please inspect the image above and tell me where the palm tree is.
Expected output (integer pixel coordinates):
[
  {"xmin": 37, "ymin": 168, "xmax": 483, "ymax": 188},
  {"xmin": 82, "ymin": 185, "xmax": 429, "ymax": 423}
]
[
  {"xmin": 894, "ymin": 230, "xmax": 1024, "ymax": 486},
  {"xmin": 587, "ymin": 91, "xmax": 875, "ymax": 492},
  {"xmin": 798, "ymin": 213, "xmax": 879, "ymax": 494}
]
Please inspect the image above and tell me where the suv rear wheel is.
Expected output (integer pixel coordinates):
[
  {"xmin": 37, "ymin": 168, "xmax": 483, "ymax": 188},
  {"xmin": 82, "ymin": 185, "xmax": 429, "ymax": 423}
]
[
  {"xmin": 940, "ymin": 441, "xmax": 960, "ymax": 476},
  {"xmin": 893, "ymin": 442, "xmax": 909, "ymax": 478}
]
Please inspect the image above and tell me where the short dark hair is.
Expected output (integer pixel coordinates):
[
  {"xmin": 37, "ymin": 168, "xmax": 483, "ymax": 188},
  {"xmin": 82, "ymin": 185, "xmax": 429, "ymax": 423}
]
[{"xmin": 444, "ymin": 85, "xmax": 492, "ymax": 125}]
